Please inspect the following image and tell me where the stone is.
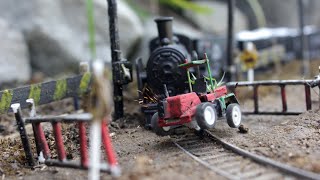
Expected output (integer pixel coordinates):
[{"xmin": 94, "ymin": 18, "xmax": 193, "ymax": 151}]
[
  {"xmin": 183, "ymin": 1, "xmax": 248, "ymax": 35},
  {"xmin": 0, "ymin": 19, "xmax": 31, "ymax": 83},
  {"xmin": 0, "ymin": 0, "xmax": 143, "ymax": 76}
]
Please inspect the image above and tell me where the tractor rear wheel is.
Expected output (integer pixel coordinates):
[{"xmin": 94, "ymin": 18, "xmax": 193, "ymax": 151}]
[
  {"xmin": 226, "ymin": 103, "xmax": 242, "ymax": 128},
  {"xmin": 195, "ymin": 103, "xmax": 217, "ymax": 129},
  {"xmin": 151, "ymin": 112, "xmax": 172, "ymax": 136}
]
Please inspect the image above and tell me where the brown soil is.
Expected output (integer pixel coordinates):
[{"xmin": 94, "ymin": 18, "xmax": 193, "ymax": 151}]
[{"xmin": 0, "ymin": 60, "xmax": 320, "ymax": 179}]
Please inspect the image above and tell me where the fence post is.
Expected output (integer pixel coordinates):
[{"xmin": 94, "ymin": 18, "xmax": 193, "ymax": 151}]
[
  {"xmin": 11, "ymin": 103, "xmax": 35, "ymax": 167},
  {"xmin": 280, "ymin": 85, "xmax": 287, "ymax": 112},
  {"xmin": 52, "ymin": 122, "xmax": 67, "ymax": 162},
  {"xmin": 253, "ymin": 85, "xmax": 259, "ymax": 114},
  {"xmin": 305, "ymin": 84, "xmax": 312, "ymax": 110},
  {"xmin": 26, "ymin": 99, "xmax": 42, "ymax": 159}
]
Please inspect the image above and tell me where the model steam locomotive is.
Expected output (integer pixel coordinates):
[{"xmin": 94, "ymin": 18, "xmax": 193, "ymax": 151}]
[
  {"xmin": 136, "ymin": 16, "xmax": 320, "ymax": 128},
  {"xmin": 136, "ymin": 17, "xmax": 201, "ymax": 128},
  {"xmin": 136, "ymin": 17, "xmax": 235, "ymax": 129}
]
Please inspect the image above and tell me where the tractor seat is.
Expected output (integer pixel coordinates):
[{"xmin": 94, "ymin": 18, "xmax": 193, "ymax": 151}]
[{"xmin": 193, "ymin": 78, "xmax": 207, "ymax": 94}]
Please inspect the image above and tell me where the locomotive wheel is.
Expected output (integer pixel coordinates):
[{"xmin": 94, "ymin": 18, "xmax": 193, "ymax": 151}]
[
  {"xmin": 195, "ymin": 103, "xmax": 217, "ymax": 129},
  {"xmin": 135, "ymin": 57, "xmax": 145, "ymax": 93},
  {"xmin": 226, "ymin": 103, "xmax": 242, "ymax": 128},
  {"xmin": 151, "ymin": 112, "xmax": 172, "ymax": 136}
]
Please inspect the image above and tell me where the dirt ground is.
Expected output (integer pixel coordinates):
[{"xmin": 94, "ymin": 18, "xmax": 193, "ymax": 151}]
[{"xmin": 1, "ymin": 61, "xmax": 320, "ymax": 179}]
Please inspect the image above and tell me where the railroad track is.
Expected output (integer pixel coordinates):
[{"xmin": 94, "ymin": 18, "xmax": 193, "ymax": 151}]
[{"xmin": 172, "ymin": 130, "xmax": 320, "ymax": 180}]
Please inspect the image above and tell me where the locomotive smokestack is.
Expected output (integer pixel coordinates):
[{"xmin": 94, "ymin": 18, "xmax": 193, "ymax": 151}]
[{"xmin": 155, "ymin": 17, "xmax": 173, "ymax": 46}]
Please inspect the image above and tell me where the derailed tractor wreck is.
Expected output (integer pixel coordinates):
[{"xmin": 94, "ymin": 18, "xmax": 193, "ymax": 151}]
[
  {"xmin": 136, "ymin": 17, "xmax": 242, "ymax": 135},
  {"xmin": 150, "ymin": 55, "xmax": 242, "ymax": 136}
]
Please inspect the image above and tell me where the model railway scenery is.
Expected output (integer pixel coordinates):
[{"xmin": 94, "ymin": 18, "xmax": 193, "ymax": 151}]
[{"xmin": 0, "ymin": 0, "xmax": 320, "ymax": 180}]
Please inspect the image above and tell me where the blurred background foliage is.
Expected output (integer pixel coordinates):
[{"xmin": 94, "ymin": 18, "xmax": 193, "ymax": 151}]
[{"xmin": 158, "ymin": 0, "xmax": 212, "ymax": 13}]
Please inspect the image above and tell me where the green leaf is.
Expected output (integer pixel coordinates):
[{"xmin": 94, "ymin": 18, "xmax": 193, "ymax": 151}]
[
  {"xmin": 159, "ymin": 0, "xmax": 212, "ymax": 14},
  {"xmin": 86, "ymin": 0, "xmax": 96, "ymax": 59},
  {"xmin": 125, "ymin": 0, "xmax": 151, "ymax": 20}
]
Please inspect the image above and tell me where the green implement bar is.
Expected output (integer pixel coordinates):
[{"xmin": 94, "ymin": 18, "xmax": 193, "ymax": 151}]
[
  {"xmin": 204, "ymin": 53, "xmax": 215, "ymax": 91},
  {"xmin": 178, "ymin": 54, "xmax": 216, "ymax": 92},
  {"xmin": 178, "ymin": 59, "xmax": 207, "ymax": 69}
]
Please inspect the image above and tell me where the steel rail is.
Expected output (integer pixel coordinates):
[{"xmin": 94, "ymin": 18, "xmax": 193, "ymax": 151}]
[
  {"xmin": 173, "ymin": 134, "xmax": 290, "ymax": 180},
  {"xmin": 174, "ymin": 141, "xmax": 239, "ymax": 180},
  {"xmin": 204, "ymin": 130, "xmax": 320, "ymax": 180}
]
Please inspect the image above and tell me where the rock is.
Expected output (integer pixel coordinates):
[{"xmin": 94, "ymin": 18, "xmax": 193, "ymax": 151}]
[
  {"xmin": 0, "ymin": 0, "xmax": 142, "ymax": 76},
  {"xmin": 183, "ymin": 1, "xmax": 248, "ymax": 35},
  {"xmin": 238, "ymin": 124, "xmax": 249, "ymax": 134},
  {"xmin": 0, "ymin": 124, "xmax": 5, "ymax": 133},
  {"xmin": 0, "ymin": 19, "xmax": 31, "ymax": 83}
]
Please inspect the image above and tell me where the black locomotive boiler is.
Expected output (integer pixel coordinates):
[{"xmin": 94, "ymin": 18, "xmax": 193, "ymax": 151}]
[
  {"xmin": 136, "ymin": 17, "xmax": 198, "ymax": 128},
  {"xmin": 137, "ymin": 17, "xmax": 191, "ymax": 96}
]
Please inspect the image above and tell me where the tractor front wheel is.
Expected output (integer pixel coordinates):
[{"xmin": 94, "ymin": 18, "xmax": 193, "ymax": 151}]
[
  {"xmin": 195, "ymin": 103, "xmax": 217, "ymax": 129},
  {"xmin": 226, "ymin": 103, "xmax": 242, "ymax": 128},
  {"xmin": 151, "ymin": 112, "xmax": 172, "ymax": 136}
]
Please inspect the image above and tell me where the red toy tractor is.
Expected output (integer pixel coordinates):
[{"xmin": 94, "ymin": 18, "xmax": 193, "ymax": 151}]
[{"xmin": 151, "ymin": 55, "xmax": 242, "ymax": 136}]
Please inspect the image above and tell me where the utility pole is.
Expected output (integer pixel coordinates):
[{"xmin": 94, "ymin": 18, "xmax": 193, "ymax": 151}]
[
  {"xmin": 108, "ymin": 0, "xmax": 124, "ymax": 119},
  {"xmin": 226, "ymin": 0, "xmax": 235, "ymax": 82},
  {"xmin": 298, "ymin": 0, "xmax": 310, "ymax": 77},
  {"xmin": 107, "ymin": 0, "xmax": 132, "ymax": 119}
]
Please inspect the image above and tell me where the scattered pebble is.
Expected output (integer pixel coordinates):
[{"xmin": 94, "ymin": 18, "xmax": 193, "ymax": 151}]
[
  {"xmin": 0, "ymin": 125, "xmax": 5, "ymax": 133},
  {"xmin": 110, "ymin": 132, "xmax": 116, "ymax": 137},
  {"xmin": 238, "ymin": 124, "xmax": 249, "ymax": 134}
]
